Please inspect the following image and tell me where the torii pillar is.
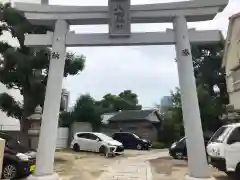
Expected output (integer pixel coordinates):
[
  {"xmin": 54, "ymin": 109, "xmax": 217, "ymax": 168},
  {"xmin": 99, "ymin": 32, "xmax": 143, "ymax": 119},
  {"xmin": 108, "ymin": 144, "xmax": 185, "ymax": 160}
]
[
  {"xmin": 174, "ymin": 15, "xmax": 213, "ymax": 180},
  {"xmin": 27, "ymin": 19, "xmax": 69, "ymax": 180}
]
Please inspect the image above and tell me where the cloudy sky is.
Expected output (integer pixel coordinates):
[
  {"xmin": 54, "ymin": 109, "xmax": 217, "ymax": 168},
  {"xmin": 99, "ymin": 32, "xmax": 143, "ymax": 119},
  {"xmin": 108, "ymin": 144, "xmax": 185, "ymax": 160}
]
[{"xmin": 4, "ymin": 0, "xmax": 240, "ymax": 110}]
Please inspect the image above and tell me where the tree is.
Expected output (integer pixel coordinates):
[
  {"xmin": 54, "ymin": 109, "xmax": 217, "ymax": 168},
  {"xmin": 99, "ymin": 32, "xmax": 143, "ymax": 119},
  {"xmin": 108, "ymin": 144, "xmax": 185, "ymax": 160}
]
[
  {"xmin": 159, "ymin": 43, "xmax": 228, "ymax": 145},
  {"xmin": 192, "ymin": 43, "xmax": 229, "ymax": 107},
  {"xmin": 0, "ymin": 3, "xmax": 85, "ymax": 146},
  {"xmin": 61, "ymin": 90, "xmax": 142, "ymax": 129},
  {"xmin": 71, "ymin": 94, "xmax": 103, "ymax": 131},
  {"xmin": 99, "ymin": 90, "xmax": 142, "ymax": 111}
]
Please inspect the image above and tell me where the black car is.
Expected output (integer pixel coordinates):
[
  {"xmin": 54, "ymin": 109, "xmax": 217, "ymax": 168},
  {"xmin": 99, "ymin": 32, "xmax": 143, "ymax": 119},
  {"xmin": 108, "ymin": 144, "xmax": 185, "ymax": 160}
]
[
  {"xmin": 0, "ymin": 132, "xmax": 36, "ymax": 179},
  {"xmin": 112, "ymin": 132, "xmax": 152, "ymax": 150},
  {"xmin": 169, "ymin": 135, "xmax": 211, "ymax": 159}
]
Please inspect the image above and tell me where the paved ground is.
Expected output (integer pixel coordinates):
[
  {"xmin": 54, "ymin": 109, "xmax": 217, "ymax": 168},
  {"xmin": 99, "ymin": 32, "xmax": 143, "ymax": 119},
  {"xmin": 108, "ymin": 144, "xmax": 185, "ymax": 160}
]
[
  {"xmin": 54, "ymin": 149, "xmax": 228, "ymax": 180},
  {"xmin": 97, "ymin": 150, "xmax": 168, "ymax": 180},
  {"xmin": 55, "ymin": 149, "xmax": 157, "ymax": 180},
  {"xmin": 150, "ymin": 156, "xmax": 228, "ymax": 180}
]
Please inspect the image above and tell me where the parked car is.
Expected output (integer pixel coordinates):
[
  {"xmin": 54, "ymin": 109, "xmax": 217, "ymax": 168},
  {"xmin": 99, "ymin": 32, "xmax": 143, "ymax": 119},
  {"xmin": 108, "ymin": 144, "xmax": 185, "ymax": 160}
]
[
  {"xmin": 0, "ymin": 132, "xmax": 36, "ymax": 179},
  {"xmin": 207, "ymin": 123, "xmax": 240, "ymax": 178},
  {"xmin": 70, "ymin": 132, "xmax": 124, "ymax": 155},
  {"xmin": 112, "ymin": 132, "xmax": 152, "ymax": 150},
  {"xmin": 169, "ymin": 135, "xmax": 211, "ymax": 159}
]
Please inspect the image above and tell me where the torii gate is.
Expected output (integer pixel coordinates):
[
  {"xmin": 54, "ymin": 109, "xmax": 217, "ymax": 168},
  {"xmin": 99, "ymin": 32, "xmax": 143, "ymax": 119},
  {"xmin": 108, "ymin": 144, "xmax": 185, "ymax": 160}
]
[{"xmin": 14, "ymin": 0, "xmax": 228, "ymax": 180}]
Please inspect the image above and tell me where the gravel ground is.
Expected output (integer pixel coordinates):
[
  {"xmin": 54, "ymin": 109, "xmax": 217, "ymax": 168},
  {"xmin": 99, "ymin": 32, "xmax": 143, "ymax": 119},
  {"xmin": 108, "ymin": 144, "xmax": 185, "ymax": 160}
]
[
  {"xmin": 54, "ymin": 149, "xmax": 150, "ymax": 180},
  {"xmin": 149, "ymin": 157, "xmax": 229, "ymax": 180}
]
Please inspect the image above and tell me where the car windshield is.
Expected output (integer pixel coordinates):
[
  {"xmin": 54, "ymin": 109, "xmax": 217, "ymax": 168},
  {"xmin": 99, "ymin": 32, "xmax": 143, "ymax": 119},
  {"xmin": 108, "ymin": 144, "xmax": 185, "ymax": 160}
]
[
  {"xmin": 210, "ymin": 126, "xmax": 231, "ymax": 143},
  {"xmin": 132, "ymin": 133, "xmax": 140, "ymax": 139},
  {"xmin": 178, "ymin": 137, "xmax": 185, "ymax": 142},
  {"xmin": 96, "ymin": 133, "xmax": 113, "ymax": 141},
  {"xmin": 178, "ymin": 137, "xmax": 186, "ymax": 144}
]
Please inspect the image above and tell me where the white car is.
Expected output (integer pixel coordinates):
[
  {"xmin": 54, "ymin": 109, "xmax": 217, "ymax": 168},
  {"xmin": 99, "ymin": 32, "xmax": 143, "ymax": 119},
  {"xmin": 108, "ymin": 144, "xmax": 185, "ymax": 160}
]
[{"xmin": 70, "ymin": 132, "xmax": 124, "ymax": 155}]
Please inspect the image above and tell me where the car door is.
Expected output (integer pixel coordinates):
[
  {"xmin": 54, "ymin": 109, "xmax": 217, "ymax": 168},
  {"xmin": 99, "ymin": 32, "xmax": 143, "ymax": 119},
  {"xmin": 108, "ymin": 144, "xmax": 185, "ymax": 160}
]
[
  {"xmin": 76, "ymin": 133, "xmax": 89, "ymax": 151},
  {"xmin": 124, "ymin": 133, "xmax": 136, "ymax": 149},
  {"xmin": 114, "ymin": 133, "xmax": 125, "ymax": 144},
  {"xmin": 87, "ymin": 133, "xmax": 101, "ymax": 152},
  {"xmin": 116, "ymin": 133, "xmax": 128, "ymax": 148},
  {"xmin": 225, "ymin": 127, "xmax": 240, "ymax": 171}
]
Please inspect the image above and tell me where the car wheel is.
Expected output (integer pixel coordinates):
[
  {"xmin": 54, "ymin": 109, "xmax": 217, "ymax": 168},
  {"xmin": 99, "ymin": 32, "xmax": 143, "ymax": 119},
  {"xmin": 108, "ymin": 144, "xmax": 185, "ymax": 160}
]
[
  {"xmin": 235, "ymin": 163, "xmax": 240, "ymax": 179},
  {"xmin": 2, "ymin": 164, "xmax": 18, "ymax": 179},
  {"xmin": 137, "ymin": 144, "xmax": 142, "ymax": 150},
  {"xmin": 73, "ymin": 143, "xmax": 80, "ymax": 152},
  {"xmin": 176, "ymin": 152, "xmax": 183, "ymax": 159},
  {"xmin": 172, "ymin": 153, "xmax": 177, "ymax": 159}
]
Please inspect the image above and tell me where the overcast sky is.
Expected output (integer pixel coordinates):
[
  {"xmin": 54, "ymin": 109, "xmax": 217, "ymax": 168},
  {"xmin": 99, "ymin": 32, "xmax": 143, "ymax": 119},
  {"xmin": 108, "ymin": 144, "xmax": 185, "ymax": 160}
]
[{"xmin": 5, "ymin": 0, "xmax": 240, "ymax": 110}]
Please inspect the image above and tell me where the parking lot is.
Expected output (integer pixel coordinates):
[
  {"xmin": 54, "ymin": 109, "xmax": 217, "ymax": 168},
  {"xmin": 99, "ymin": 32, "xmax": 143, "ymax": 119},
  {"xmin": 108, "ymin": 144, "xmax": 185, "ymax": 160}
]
[
  {"xmin": 54, "ymin": 149, "xmax": 151, "ymax": 180},
  {"xmin": 150, "ymin": 156, "xmax": 228, "ymax": 180},
  {"xmin": 54, "ymin": 149, "xmax": 229, "ymax": 180}
]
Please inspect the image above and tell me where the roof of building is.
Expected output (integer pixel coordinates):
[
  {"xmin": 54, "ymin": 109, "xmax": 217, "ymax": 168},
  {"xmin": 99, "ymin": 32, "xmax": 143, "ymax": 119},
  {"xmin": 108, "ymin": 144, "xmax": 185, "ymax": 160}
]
[
  {"xmin": 101, "ymin": 112, "xmax": 118, "ymax": 124},
  {"xmin": 108, "ymin": 109, "xmax": 161, "ymax": 122},
  {"xmin": 222, "ymin": 12, "xmax": 240, "ymax": 67}
]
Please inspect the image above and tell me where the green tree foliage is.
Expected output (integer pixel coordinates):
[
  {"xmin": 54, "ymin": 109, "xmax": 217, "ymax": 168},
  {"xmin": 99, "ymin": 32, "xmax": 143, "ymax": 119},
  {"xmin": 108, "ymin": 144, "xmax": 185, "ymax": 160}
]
[
  {"xmin": 99, "ymin": 90, "xmax": 142, "ymax": 112},
  {"xmin": 160, "ymin": 43, "xmax": 228, "ymax": 145},
  {"xmin": 60, "ymin": 90, "xmax": 142, "ymax": 130},
  {"xmin": 0, "ymin": 3, "xmax": 85, "ymax": 146},
  {"xmin": 192, "ymin": 43, "xmax": 229, "ymax": 106}
]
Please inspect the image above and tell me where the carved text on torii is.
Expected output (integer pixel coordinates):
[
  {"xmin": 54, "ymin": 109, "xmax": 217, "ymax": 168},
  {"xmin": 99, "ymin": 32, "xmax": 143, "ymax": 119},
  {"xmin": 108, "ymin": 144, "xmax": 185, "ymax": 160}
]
[{"xmin": 114, "ymin": 3, "xmax": 125, "ymax": 29}]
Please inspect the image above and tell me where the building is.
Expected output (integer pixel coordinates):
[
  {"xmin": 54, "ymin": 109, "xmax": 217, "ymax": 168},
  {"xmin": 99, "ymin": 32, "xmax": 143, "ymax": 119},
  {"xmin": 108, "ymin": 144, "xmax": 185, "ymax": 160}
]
[
  {"xmin": 105, "ymin": 109, "xmax": 162, "ymax": 141},
  {"xmin": 101, "ymin": 112, "xmax": 117, "ymax": 124},
  {"xmin": 61, "ymin": 88, "xmax": 70, "ymax": 112},
  {"xmin": 160, "ymin": 96, "xmax": 173, "ymax": 107},
  {"xmin": 222, "ymin": 13, "xmax": 240, "ymax": 122}
]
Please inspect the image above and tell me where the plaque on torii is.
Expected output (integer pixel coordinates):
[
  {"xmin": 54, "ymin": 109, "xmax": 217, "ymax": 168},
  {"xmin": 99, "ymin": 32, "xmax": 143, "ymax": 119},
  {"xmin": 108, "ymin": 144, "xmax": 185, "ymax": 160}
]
[{"xmin": 109, "ymin": 0, "xmax": 131, "ymax": 37}]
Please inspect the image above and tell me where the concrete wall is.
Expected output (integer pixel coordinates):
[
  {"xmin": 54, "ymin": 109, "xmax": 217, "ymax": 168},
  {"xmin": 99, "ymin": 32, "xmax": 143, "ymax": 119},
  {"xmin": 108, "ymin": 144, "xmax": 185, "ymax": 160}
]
[
  {"xmin": 229, "ymin": 91, "xmax": 240, "ymax": 109},
  {"xmin": 225, "ymin": 15, "xmax": 240, "ymax": 110},
  {"xmin": 225, "ymin": 16, "xmax": 240, "ymax": 76},
  {"xmin": 0, "ymin": 138, "xmax": 5, "ymax": 178},
  {"xmin": 69, "ymin": 122, "xmax": 92, "ymax": 144},
  {"xmin": 56, "ymin": 127, "xmax": 69, "ymax": 149}
]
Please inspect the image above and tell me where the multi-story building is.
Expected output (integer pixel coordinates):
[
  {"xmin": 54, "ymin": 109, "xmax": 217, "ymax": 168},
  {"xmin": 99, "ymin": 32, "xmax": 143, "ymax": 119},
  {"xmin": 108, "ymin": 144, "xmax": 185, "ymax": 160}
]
[
  {"xmin": 61, "ymin": 88, "xmax": 70, "ymax": 112},
  {"xmin": 222, "ymin": 13, "xmax": 240, "ymax": 122},
  {"xmin": 160, "ymin": 96, "xmax": 173, "ymax": 107}
]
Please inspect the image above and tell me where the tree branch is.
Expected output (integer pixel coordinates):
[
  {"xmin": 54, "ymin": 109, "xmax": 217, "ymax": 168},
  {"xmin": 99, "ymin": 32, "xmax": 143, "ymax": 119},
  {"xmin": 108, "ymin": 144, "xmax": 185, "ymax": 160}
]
[{"xmin": 0, "ymin": 92, "xmax": 23, "ymax": 119}]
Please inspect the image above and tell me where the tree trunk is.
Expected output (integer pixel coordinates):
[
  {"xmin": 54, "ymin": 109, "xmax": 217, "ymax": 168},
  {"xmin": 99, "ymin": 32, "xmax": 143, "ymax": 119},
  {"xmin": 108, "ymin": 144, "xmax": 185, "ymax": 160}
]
[
  {"xmin": 20, "ymin": 92, "xmax": 36, "ymax": 148},
  {"xmin": 20, "ymin": 118, "xmax": 29, "ymax": 147}
]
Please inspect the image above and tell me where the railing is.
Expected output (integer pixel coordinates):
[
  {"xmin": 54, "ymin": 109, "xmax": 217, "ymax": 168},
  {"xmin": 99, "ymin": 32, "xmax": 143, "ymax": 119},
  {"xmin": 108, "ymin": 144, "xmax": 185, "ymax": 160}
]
[{"xmin": 0, "ymin": 125, "xmax": 20, "ymax": 131}]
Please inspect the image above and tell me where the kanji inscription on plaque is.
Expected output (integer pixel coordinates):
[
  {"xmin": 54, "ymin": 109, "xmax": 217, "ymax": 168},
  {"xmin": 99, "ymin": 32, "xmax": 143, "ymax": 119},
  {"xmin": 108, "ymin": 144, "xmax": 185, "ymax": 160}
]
[{"xmin": 109, "ymin": 0, "xmax": 131, "ymax": 37}]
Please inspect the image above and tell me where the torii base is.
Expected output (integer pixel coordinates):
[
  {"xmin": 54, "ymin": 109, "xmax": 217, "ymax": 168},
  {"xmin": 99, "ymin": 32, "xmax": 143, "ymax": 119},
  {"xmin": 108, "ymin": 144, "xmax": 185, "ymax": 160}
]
[
  {"xmin": 26, "ymin": 173, "xmax": 61, "ymax": 180},
  {"xmin": 185, "ymin": 175, "xmax": 216, "ymax": 180}
]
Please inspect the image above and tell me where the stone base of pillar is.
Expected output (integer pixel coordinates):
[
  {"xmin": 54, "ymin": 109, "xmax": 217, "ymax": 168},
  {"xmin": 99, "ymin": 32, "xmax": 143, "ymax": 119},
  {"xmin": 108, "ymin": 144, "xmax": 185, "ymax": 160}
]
[
  {"xmin": 26, "ymin": 173, "xmax": 61, "ymax": 180},
  {"xmin": 185, "ymin": 175, "xmax": 216, "ymax": 180}
]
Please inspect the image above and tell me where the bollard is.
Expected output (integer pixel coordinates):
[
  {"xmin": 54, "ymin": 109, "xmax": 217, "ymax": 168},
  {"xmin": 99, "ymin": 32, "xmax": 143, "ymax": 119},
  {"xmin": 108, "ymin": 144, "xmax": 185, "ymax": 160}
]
[{"xmin": 0, "ymin": 138, "xmax": 5, "ymax": 178}]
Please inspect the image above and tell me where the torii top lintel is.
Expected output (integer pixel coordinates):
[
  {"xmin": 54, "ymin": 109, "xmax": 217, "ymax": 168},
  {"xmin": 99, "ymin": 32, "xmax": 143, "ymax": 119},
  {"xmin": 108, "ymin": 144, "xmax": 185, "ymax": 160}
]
[{"xmin": 14, "ymin": 0, "xmax": 229, "ymax": 26}]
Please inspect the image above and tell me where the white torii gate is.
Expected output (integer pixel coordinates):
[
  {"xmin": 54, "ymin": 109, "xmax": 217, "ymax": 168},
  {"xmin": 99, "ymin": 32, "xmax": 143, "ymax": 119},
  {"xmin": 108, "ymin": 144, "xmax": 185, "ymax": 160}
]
[{"xmin": 14, "ymin": 0, "xmax": 228, "ymax": 180}]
